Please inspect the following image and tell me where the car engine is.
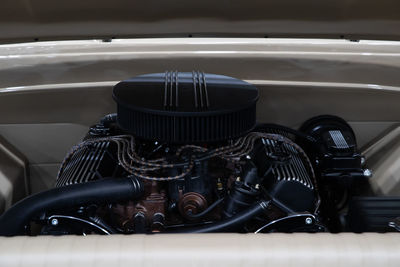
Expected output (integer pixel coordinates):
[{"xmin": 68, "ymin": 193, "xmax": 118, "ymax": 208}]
[{"xmin": 0, "ymin": 72, "xmax": 370, "ymax": 236}]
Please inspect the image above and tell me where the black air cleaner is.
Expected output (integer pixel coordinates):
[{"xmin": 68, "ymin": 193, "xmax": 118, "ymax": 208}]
[{"xmin": 113, "ymin": 71, "xmax": 259, "ymax": 143}]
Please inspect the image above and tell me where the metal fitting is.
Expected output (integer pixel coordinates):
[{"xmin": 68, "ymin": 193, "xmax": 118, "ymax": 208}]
[
  {"xmin": 363, "ymin": 169, "xmax": 372, "ymax": 178},
  {"xmin": 50, "ymin": 218, "xmax": 59, "ymax": 226}
]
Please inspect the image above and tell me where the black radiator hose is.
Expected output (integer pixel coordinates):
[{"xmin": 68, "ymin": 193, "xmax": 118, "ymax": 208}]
[
  {"xmin": 170, "ymin": 201, "xmax": 270, "ymax": 233},
  {"xmin": 0, "ymin": 177, "xmax": 143, "ymax": 236}
]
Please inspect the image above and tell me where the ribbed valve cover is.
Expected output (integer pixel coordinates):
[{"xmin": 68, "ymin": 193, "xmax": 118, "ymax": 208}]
[{"xmin": 113, "ymin": 71, "xmax": 259, "ymax": 143}]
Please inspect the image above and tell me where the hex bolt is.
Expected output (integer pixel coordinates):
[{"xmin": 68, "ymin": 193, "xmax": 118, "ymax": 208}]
[
  {"xmin": 305, "ymin": 217, "xmax": 313, "ymax": 225},
  {"xmin": 363, "ymin": 169, "xmax": 372, "ymax": 178},
  {"xmin": 51, "ymin": 218, "xmax": 59, "ymax": 226}
]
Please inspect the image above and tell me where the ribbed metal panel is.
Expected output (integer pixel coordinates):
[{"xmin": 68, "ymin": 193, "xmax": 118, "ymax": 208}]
[
  {"xmin": 56, "ymin": 141, "xmax": 112, "ymax": 187},
  {"xmin": 263, "ymin": 138, "xmax": 314, "ymax": 190},
  {"xmin": 117, "ymin": 104, "xmax": 256, "ymax": 143}
]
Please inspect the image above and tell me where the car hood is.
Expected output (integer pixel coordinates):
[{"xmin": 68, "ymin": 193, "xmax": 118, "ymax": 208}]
[{"xmin": 1, "ymin": 0, "xmax": 400, "ymax": 43}]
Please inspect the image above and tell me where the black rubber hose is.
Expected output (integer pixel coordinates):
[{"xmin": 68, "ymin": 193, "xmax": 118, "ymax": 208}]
[
  {"xmin": 0, "ymin": 177, "xmax": 143, "ymax": 236},
  {"xmin": 185, "ymin": 198, "xmax": 224, "ymax": 219},
  {"xmin": 170, "ymin": 201, "xmax": 270, "ymax": 233}
]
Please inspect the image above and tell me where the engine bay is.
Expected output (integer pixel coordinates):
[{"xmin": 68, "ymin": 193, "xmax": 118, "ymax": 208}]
[{"xmin": 0, "ymin": 71, "xmax": 395, "ymax": 236}]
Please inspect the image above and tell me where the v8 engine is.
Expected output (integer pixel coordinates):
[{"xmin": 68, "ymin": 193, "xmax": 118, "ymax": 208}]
[{"xmin": 0, "ymin": 72, "xmax": 370, "ymax": 236}]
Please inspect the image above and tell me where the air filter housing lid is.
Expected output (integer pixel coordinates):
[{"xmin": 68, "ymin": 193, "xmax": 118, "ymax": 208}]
[{"xmin": 113, "ymin": 71, "xmax": 259, "ymax": 143}]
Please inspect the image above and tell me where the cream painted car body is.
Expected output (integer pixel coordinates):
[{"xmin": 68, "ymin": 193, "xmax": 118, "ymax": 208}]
[
  {"xmin": 0, "ymin": 38, "xmax": 400, "ymax": 266},
  {"xmin": 1, "ymin": 0, "xmax": 400, "ymax": 266}
]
